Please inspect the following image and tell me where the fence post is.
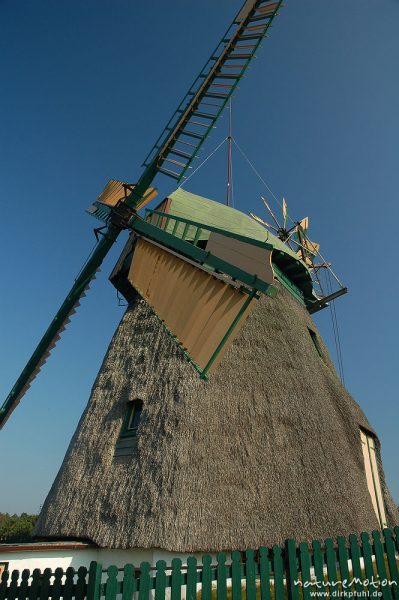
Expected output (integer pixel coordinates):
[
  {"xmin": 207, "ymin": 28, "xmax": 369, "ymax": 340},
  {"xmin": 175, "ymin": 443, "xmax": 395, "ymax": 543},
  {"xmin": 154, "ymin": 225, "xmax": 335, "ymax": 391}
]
[
  {"xmin": 285, "ymin": 539, "xmax": 299, "ymax": 600},
  {"xmin": 87, "ymin": 562, "xmax": 103, "ymax": 600}
]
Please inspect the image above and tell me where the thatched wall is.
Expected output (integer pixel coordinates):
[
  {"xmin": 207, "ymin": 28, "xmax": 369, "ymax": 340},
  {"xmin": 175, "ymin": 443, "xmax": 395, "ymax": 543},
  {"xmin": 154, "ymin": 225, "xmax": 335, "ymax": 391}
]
[{"xmin": 35, "ymin": 284, "xmax": 398, "ymax": 551}]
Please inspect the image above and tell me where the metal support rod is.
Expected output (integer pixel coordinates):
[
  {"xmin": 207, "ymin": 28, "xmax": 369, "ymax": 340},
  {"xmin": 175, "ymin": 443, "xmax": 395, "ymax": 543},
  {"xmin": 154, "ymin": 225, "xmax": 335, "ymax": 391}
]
[{"xmin": 227, "ymin": 98, "xmax": 233, "ymax": 207}]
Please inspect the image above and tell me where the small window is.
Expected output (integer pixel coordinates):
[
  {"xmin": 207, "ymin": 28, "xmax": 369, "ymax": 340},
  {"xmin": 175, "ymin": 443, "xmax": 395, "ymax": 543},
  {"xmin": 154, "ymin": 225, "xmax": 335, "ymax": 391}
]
[
  {"xmin": 308, "ymin": 328, "xmax": 323, "ymax": 358},
  {"xmin": 360, "ymin": 430, "xmax": 388, "ymax": 528},
  {"xmin": 121, "ymin": 400, "xmax": 143, "ymax": 438}
]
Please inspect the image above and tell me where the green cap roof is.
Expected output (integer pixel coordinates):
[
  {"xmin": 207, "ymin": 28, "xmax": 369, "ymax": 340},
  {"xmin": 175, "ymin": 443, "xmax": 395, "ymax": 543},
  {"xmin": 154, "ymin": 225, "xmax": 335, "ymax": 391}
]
[{"xmin": 165, "ymin": 188, "xmax": 318, "ymax": 305}]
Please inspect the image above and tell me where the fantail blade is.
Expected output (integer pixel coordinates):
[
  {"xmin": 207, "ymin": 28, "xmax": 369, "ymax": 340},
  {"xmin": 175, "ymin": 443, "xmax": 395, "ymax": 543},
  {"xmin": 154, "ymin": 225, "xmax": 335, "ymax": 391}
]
[
  {"xmin": 261, "ymin": 196, "xmax": 281, "ymax": 228},
  {"xmin": 282, "ymin": 197, "xmax": 288, "ymax": 228},
  {"xmin": 250, "ymin": 212, "xmax": 278, "ymax": 232}
]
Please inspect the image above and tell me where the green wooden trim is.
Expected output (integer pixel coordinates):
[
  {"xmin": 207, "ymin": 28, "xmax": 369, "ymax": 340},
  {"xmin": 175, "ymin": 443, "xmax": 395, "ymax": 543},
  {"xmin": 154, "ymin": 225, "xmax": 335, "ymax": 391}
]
[
  {"xmin": 337, "ymin": 537, "xmax": 351, "ymax": 598},
  {"xmin": 216, "ymin": 553, "xmax": 227, "ymax": 600},
  {"xmin": 272, "ymin": 545, "xmax": 285, "ymax": 600},
  {"xmin": 285, "ymin": 539, "xmax": 300, "ymax": 600},
  {"xmin": 87, "ymin": 562, "xmax": 102, "ymax": 600},
  {"xmin": 272, "ymin": 263, "xmax": 306, "ymax": 306},
  {"xmin": 383, "ymin": 529, "xmax": 399, "ymax": 595},
  {"xmin": 299, "ymin": 542, "xmax": 312, "ymax": 600},
  {"xmin": 372, "ymin": 530, "xmax": 392, "ymax": 600},
  {"xmin": 122, "ymin": 564, "xmax": 137, "ymax": 600},
  {"xmin": 361, "ymin": 532, "xmax": 379, "ymax": 598},
  {"xmin": 348, "ymin": 534, "xmax": 364, "ymax": 596},
  {"xmin": 201, "ymin": 289, "xmax": 257, "ymax": 379},
  {"xmin": 146, "ymin": 210, "xmax": 274, "ymax": 251},
  {"xmin": 201, "ymin": 555, "xmax": 213, "ymax": 600},
  {"xmin": 131, "ymin": 216, "xmax": 277, "ymax": 297},
  {"xmin": 231, "ymin": 551, "xmax": 243, "ymax": 600}
]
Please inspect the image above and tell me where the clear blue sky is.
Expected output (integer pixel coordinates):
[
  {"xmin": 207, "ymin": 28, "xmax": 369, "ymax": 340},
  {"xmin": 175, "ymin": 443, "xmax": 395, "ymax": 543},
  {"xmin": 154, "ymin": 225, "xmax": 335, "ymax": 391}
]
[{"xmin": 0, "ymin": 0, "xmax": 398, "ymax": 515}]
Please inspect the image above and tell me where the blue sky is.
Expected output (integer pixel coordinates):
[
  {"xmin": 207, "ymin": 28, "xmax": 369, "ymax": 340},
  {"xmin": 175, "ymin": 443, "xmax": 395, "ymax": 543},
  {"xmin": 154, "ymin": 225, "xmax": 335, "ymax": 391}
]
[{"xmin": 0, "ymin": 0, "xmax": 398, "ymax": 515}]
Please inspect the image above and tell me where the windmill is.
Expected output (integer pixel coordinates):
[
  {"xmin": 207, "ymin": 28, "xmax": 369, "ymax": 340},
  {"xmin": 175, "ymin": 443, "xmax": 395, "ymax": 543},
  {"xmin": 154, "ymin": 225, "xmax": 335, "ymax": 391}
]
[{"xmin": 1, "ymin": 0, "xmax": 398, "ymax": 560}]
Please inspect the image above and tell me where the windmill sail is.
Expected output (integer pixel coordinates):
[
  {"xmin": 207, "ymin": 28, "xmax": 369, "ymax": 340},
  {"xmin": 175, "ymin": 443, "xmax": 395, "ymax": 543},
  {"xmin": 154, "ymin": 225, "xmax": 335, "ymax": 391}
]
[{"xmin": 1, "ymin": 0, "xmax": 285, "ymax": 428}]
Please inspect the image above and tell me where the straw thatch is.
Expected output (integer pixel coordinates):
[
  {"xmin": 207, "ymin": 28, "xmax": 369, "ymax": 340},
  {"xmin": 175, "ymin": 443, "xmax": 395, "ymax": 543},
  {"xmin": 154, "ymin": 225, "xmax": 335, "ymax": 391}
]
[{"xmin": 35, "ymin": 284, "xmax": 398, "ymax": 551}]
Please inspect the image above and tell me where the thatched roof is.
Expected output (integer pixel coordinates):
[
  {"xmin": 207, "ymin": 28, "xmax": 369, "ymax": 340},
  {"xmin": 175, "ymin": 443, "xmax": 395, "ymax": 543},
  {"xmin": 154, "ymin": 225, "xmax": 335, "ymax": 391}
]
[{"xmin": 35, "ymin": 284, "xmax": 398, "ymax": 551}]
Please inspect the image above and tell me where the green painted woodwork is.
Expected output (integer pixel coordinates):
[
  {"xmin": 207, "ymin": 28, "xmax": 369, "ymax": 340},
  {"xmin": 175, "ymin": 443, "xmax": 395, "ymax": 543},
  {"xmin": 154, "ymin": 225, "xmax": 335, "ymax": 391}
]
[
  {"xmin": 325, "ymin": 538, "xmax": 339, "ymax": 599},
  {"xmin": 88, "ymin": 561, "xmax": 102, "ymax": 600},
  {"xmin": 149, "ymin": 188, "xmax": 318, "ymax": 307},
  {"xmin": 130, "ymin": 214, "xmax": 277, "ymax": 297},
  {"xmin": 299, "ymin": 542, "xmax": 312, "ymax": 600},
  {"xmin": 201, "ymin": 554, "xmax": 213, "ymax": 600},
  {"xmin": 171, "ymin": 559, "xmax": 183, "ymax": 600},
  {"xmin": 2, "ymin": 528, "xmax": 399, "ymax": 600},
  {"xmin": 361, "ymin": 532, "xmax": 379, "ymax": 598},
  {"xmin": 372, "ymin": 531, "xmax": 392, "ymax": 600},
  {"xmin": 348, "ymin": 534, "xmax": 365, "ymax": 596},
  {"xmin": 259, "ymin": 547, "xmax": 272, "ymax": 600},
  {"xmin": 138, "ymin": 562, "xmax": 151, "ymax": 600},
  {"xmin": 245, "ymin": 550, "xmax": 257, "ymax": 600},
  {"xmin": 383, "ymin": 529, "xmax": 399, "ymax": 598},
  {"xmin": 0, "ymin": 223, "xmax": 121, "ymax": 430},
  {"xmin": 216, "ymin": 553, "xmax": 227, "ymax": 600},
  {"xmin": 200, "ymin": 289, "xmax": 258, "ymax": 379},
  {"xmin": 186, "ymin": 557, "xmax": 198, "ymax": 600},
  {"xmin": 336, "ymin": 537, "xmax": 351, "ymax": 597},
  {"xmin": 231, "ymin": 551, "xmax": 243, "ymax": 600},
  {"xmin": 272, "ymin": 545, "xmax": 285, "ymax": 600},
  {"xmin": 285, "ymin": 539, "xmax": 300, "ymax": 600},
  {"xmin": 311, "ymin": 540, "xmax": 325, "ymax": 593},
  {"xmin": 154, "ymin": 561, "xmax": 166, "ymax": 600}
]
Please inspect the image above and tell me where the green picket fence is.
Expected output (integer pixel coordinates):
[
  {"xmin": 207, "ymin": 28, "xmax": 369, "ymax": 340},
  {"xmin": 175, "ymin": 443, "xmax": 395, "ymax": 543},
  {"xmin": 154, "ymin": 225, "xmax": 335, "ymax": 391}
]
[{"xmin": 1, "ymin": 528, "xmax": 399, "ymax": 600}]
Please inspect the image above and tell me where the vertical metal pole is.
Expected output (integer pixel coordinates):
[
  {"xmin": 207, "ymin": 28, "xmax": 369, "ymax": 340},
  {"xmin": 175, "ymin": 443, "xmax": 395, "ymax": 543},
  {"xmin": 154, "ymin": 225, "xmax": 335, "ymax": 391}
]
[{"xmin": 226, "ymin": 98, "xmax": 232, "ymax": 207}]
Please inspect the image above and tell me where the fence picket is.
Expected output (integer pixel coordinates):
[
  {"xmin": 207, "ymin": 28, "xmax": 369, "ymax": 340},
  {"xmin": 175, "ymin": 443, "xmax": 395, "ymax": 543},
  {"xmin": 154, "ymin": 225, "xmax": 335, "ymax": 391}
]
[
  {"xmin": 52, "ymin": 567, "xmax": 64, "ymax": 600},
  {"xmin": 105, "ymin": 566, "xmax": 119, "ymax": 600},
  {"xmin": 0, "ymin": 569, "xmax": 8, "ymax": 600},
  {"xmin": 245, "ymin": 550, "xmax": 257, "ymax": 600},
  {"xmin": 348, "ymin": 534, "xmax": 364, "ymax": 596},
  {"xmin": 394, "ymin": 527, "xmax": 399, "ymax": 553},
  {"xmin": 325, "ymin": 538, "xmax": 339, "ymax": 599},
  {"xmin": 201, "ymin": 555, "xmax": 212, "ymax": 600},
  {"xmin": 87, "ymin": 562, "xmax": 102, "ymax": 600},
  {"xmin": 311, "ymin": 539, "xmax": 325, "ymax": 594},
  {"xmin": 186, "ymin": 557, "xmax": 198, "ymax": 600},
  {"xmin": 75, "ymin": 567, "xmax": 87, "ymax": 600},
  {"xmin": 216, "ymin": 553, "xmax": 227, "ymax": 600},
  {"xmin": 372, "ymin": 530, "xmax": 392, "ymax": 600},
  {"xmin": 8, "ymin": 570, "xmax": 19, "ymax": 600},
  {"xmin": 154, "ymin": 561, "xmax": 166, "ymax": 600},
  {"xmin": 170, "ymin": 558, "xmax": 182, "ymax": 600},
  {"xmin": 18, "ymin": 569, "xmax": 30, "ymax": 600},
  {"xmin": 337, "ymin": 536, "xmax": 351, "ymax": 597},
  {"xmin": 259, "ymin": 547, "xmax": 272, "ymax": 600},
  {"xmin": 29, "ymin": 569, "xmax": 42, "ymax": 600},
  {"xmin": 285, "ymin": 539, "xmax": 299, "ymax": 600},
  {"xmin": 39, "ymin": 568, "xmax": 52, "ymax": 600},
  {"xmin": 361, "ymin": 532, "xmax": 378, "ymax": 598},
  {"xmin": 299, "ymin": 542, "xmax": 312, "ymax": 600},
  {"xmin": 272, "ymin": 545, "xmax": 285, "ymax": 600},
  {"xmin": 383, "ymin": 529, "xmax": 399, "ymax": 599},
  {"xmin": 231, "ymin": 551, "xmax": 242, "ymax": 600}
]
